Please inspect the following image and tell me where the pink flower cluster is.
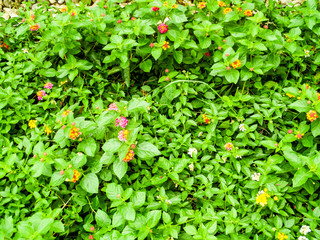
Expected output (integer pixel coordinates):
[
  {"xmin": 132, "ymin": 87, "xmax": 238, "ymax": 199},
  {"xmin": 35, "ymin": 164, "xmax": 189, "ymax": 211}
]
[
  {"xmin": 118, "ymin": 129, "xmax": 129, "ymax": 142},
  {"xmin": 158, "ymin": 23, "xmax": 168, "ymax": 34},
  {"xmin": 115, "ymin": 116, "xmax": 128, "ymax": 128},
  {"xmin": 37, "ymin": 90, "xmax": 46, "ymax": 100},
  {"xmin": 44, "ymin": 82, "xmax": 53, "ymax": 89},
  {"xmin": 108, "ymin": 103, "xmax": 118, "ymax": 111}
]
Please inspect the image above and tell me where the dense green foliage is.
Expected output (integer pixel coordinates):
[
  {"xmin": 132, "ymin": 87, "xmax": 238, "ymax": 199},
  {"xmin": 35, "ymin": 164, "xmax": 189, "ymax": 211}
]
[{"xmin": 1, "ymin": 0, "xmax": 320, "ymax": 239}]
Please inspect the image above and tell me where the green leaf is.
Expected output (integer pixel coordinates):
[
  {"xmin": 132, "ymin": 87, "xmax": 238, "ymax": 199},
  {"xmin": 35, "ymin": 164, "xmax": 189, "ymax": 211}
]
[
  {"xmin": 151, "ymin": 48, "xmax": 162, "ymax": 60},
  {"xmin": 128, "ymin": 99, "xmax": 149, "ymax": 113},
  {"xmin": 136, "ymin": 142, "xmax": 161, "ymax": 160},
  {"xmin": 76, "ymin": 60, "xmax": 93, "ymax": 70},
  {"xmin": 80, "ymin": 173, "xmax": 99, "ymax": 194},
  {"xmin": 132, "ymin": 191, "xmax": 146, "ymax": 208},
  {"xmin": 106, "ymin": 183, "xmax": 123, "ymax": 200},
  {"xmin": 283, "ymin": 150, "xmax": 303, "ymax": 168},
  {"xmin": 311, "ymin": 120, "xmax": 320, "ymax": 137},
  {"xmin": 96, "ymin": 209, "xmax": 111, "ymax": 227},
  {"xmin": 224, "ymin": 69, "xmax": 239, "ymax": 84},
  {"xmin": 140, "ymin": 59, "xmax": 152, "ymax": 72},
  {"xmin": 260, "ymin": 140, "xmax": 277, "ymax": 149},
  {"xmin": 71, "ymin": 154, "xmax": 87, "ymax": 168},
  {"xmin": 77, "ymin": 138, "xmax": 96, "ymax": 157},
  {"xmin": 124, "ymin": 202, "xmax": 136, "ymax": 221},
  {"xmin": 184, "ymin": 225, "xmax": 197, "ymax": 235},
  {"xmin": 37, "ymin": 218, "xmax": 54, "ymax": 235},
  {"xmin": 50, "ymin": 172, "xmax": 66, "ymax": 187},
  {"xmin": 173, "ymin": 51, "xmax": 183, "ymax": 64},
  {"xmin": 102, "ymin": 138, "xmax": 122, "ymax": 153},
  {"xmin": 146, "ymin": 210, "xmax": 161, "ymax": 228},
  {"xmin": 288, "ymin": 100, "xmax": 311, "ymax": 113},
  {"xmin": 113, "ymin": 158, "xmax": 128, "ymax": 180},
  {"xmin": 292, "ymin": 168, "xmax": 312, "ymax": 188}
]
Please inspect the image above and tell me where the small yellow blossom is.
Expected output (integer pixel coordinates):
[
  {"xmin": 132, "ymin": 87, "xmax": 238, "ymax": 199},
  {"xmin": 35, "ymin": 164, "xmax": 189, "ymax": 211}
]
[
  {"xmin": 230, "ymin": 59, "xmax": 241, "ymax": 69},
  {"xmin": 172, "ymin": 4, "xmax": 178, "ymax": 8},
  {"xmin": 274, "ymin": 196, "xmax": 279, "ymax": 201},
  {"xmin": 286, "ymin": 93, "xmax": 295, "ymax": 98},
  {"xmin": 44, "ymin": 125, "xmax": 52, "ymax": 135},
  {"xmin": 28, "ymin": 120, "xmax": 37, "ymax": 128},
  {"xmin": 277, "ymin": 232, "xmax": 288, "ymax": 240},
  {"xmin": 163, "ymin": 1, "xmax": 169, "ymax": 7},
  {"xmin": 256, "ymin": 188, "xmax": 270, "ymax": 206}
]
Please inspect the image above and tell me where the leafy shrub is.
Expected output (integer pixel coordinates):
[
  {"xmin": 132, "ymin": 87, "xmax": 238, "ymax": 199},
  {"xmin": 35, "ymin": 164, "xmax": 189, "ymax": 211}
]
[{"xmin": 0, "ymin": 0, "xmax": 320, "ymax": 239}]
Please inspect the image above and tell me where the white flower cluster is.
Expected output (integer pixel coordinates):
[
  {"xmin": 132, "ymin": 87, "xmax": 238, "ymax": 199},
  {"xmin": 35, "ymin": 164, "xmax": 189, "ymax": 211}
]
[
  {"xmin": 188, "ymin": 148, "xmax": 197, "ymax": 157},
  {"xmin": 251, "ymin": 172, "xmax": 261, "ymax": 181},
  {"xmin": 298, "ymin": 236, "xmax": 308, "ymax": 240},
  {"xmin": 239, "ymin": 123, "xmax": 246, "ymax": 131},
  {"xmin": 300, "ymin": 225, "xmax": 311, "ymax": 235},
  {"xmin": 188, "ymin": 163, "xmax": 194, "ymax": 171}
]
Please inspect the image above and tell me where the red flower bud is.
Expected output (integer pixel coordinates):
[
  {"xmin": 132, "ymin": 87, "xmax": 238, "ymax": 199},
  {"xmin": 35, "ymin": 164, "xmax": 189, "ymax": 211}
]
[
  {"xmin": 72, "ymin": 122, "xmax": 76, "ymax": 126},
  {"xmin": 218, "ymin": 46, "xmax": 222, "ymax": 50},
  {"xmin": 101, "ymin": 14, "xmax": 105, "ymax": 17},
  {"xmin": 165, "ymin": 77, "xmax": 169, "ymax": 81},
  {"xmin": 226, "ymin": 66, "xmax": 231, "ymax": 70},
  {"xmin": 117, "ymin": 19, "xmax": 122, "ymax": 23},
  {"xmin": 165, "ymin": 69, "xmax": 169, "ymax": 73},
  {"xmin": 263, "ymin": 25, "xmax": 268, "ymax": 29},
  {"xmin": 288, "ymin": 129, "xmax": 293, "ymax": 134},
  {"xmin": 226, "ymin": 53, "xmax": 229, "ymax": 57},
  {"xmin": 250, "ymin": 68, "xmax": 253, "ymax": 71},
  {"xmin": 89, "ymin": 235, "xmax": 94, "ymax": 240},
  {"xmin": 223, "ymin": 39, "xmax": 226, "ymax": 42},
  {"xmin": 43, "ymin": 152, "xmax": 47, "ymax": 156},
  {"xmin": 90, "ymin": 226, "xmax": 95, "ymax": 231},
  {"xmin": 60, "ymin": 170, "xmax": 64, "ymax": 175}
]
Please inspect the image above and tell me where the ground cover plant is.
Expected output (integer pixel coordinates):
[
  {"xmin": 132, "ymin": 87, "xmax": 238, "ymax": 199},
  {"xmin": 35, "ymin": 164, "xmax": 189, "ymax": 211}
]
[{"xmin": 0, "ymin": 0, "xmax": 320, "ymax": 239}]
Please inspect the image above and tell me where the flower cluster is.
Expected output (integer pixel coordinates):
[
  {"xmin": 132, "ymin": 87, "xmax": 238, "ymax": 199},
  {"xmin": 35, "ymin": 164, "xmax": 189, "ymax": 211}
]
[
  {"xmin": 224, "ymin": 142, "xmax": 233, "ymax": 151},
  {"xmin": 62, "ymin": 110, "xmax": 71, "ymax": 117},
  {"xmin": 28, "ymin": 120, "xmax": 37, "ymax": 128},
  {"xmin": 152, "ymin": 6, "xmax": 160, "ymax": 11},
  {"xmin": 123, "ymin": 149, "xmax": 134, "ymax": 162},
  {"xmin": 115, "ymin": 116, "xmax": 128, "ymax": 128},
  {"xmin": 158, "ymin": 23, "xmax": 168, "ymax": 34},
  {"xmin": 230, "ymin": 59, "xmax": 241, "ymax": 69},
  {"xmin": 202, "ymin": 114, "xmax": 210, "ymax": 124},
  {"xmin": 60, "ymin": 6, "xmax": 68, "ymax": 12},
  {"xmin": 277, "ymin": 232, "xmax": 288, "ymax": 240},
  {"xmin": 162, "ymin": 41, "xmax": 170, "ymax": 50},
  {"xmin": 218, "ymin": 1, "xmax": 226, "ymax": 7},
  {"xmin": 44, "ymin": 82, "xmax": 53, "ymax": 89},
  {"xmin": 44, "ymin": 125, "xmax": 52, "ymax": 135},
  {"xmin": 71, "ymin": 169, "xmax": 81, "ymax": 183},
  {"xmin": 198, "ymin": 2, "xmax": 206, "ymax": 9},
  {"xmin": 300, "ymin": 225, "xmax": 311, "ymax": 235},
  {"xmin": 306, "ymin": 110, "xmax": 318, "ymax": 122},
  {"xmin": 251, "ymin": 172, "xmax": 261, "ymax": 181},
  {"xmin": 188, "ymin": 148, "xmax": 197, "ymax": 157},
  {"xmin": 223, "ymin": 8, "xmax": 232, "ymax": 14},
  {"xmin": 118, "ymin": 129, "xmax": 129, "ymax": 142},
  {"xmin": 108, "ymin": 103, "xmax": 118, "ymax": 111},
  {"xmin": 256, "ymin": 188, "xmax": 270, "ymax": 206},
  {"xmin": 243, "ymin": 10, "xmax": 253, "ymax": 16},
  {"xmin": 30, "ymin": 23, "xmax": 40, "ymax": 31},
  {"xmin": 69, "ymin": 127, "xmax": 81, "ymax": 140},
  {"xmin": 295, "ymin": 131, "xmax": 304, "ymax": 139},
  {"xmin": 239, "ymin": 123, "xmax": 246, "ymax": 131},
  {"xmin": 37, "ymin": 90, "xmax": 46, "ymax": 100}
]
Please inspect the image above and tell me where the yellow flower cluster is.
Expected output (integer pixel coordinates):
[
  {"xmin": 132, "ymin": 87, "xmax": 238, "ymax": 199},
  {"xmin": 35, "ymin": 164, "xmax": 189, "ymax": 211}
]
[
  {"xmin": 306, "ymin": 110, "xmax": 318, "ymax": 122},
  {"xmin": 44, "ymin": 125, "xmax": 52, "ymax": 135},
  {"xmin": 198, "ymin": 2, "xmax": 206, "ymax": 9},
  {"xmin": 218, "ymin": 1, "xmax": 226, "ymax": 7},
  {"xmin": 223, "ymin": 8, "xmax": 232, "ymax": 14},
  {"xmin": 230, "ymin": 59, "xmax": 241, "ymax": 69},
  {"xmin": 256, "ymin": 188, "xmax": 270, "ymax": 206},
  {"xmin": 28, "ymin": 120, "xmax": 37, "ymax": 128},
  {"xmin": 277, "ymin": 232, "xmax": 288, "ymax": 240}
]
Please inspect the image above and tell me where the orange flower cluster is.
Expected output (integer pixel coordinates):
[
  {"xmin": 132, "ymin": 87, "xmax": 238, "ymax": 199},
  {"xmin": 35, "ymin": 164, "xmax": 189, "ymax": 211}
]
[
  {"xmin": 202, "ymin": 114, "xmax": 210, "ymax": 124},
  {"xmin": 317, "ymin": 93, "xmax": 320, "ymax": 100},
  {"xmin": 223, "ymin": 8, "xmax": 232, "ymax": 14},
  {"xmin": 198, "ymin": 2, "xmax": 207, "ymax": 9},
  {"xmin": 69, "ymin": 127, "xmax": 81, "ymax": 140},
  {"xmin": 307, "ymin": 110, "xmax": 318, "ymax": 122},
  {"xmin": 218, "ymin": 1, "xmax": 226, "ymax": 7},
  {"xmin": 123, "ymin": 149, "xmax": 135, "ymax": 162},
  {"xmin": 231, "ymin": 59, "xmax": 241, "ymax": 69},
  {"xmin": 295, "ymin": 131, "xmax": 304, "ymax": 139},
  {"xmin": 62, "ymin": 110, "xmax": 70, "ymax": 117},
  {"xmin": 72, "ymin": 169, "xmax": 81, "ymax": 183},
  {"xmin": 243, "ymin": 10, "xmax": 253, "ymax": 16}
]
